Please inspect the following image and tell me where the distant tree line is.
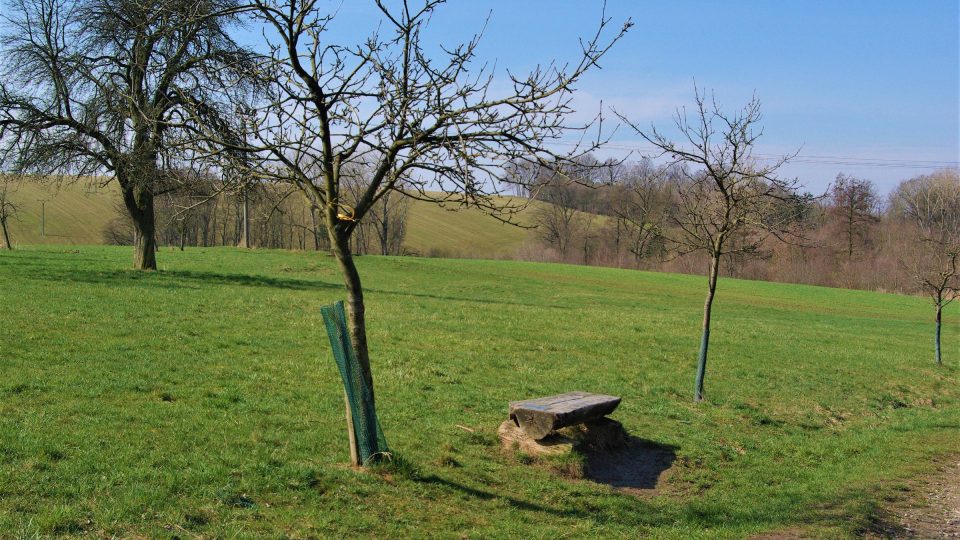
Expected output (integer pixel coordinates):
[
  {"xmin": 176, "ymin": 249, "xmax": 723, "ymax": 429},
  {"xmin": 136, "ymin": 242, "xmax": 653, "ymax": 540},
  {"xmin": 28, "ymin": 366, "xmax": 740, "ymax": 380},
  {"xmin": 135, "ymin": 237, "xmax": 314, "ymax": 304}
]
[
  {"xmin": 101, "ymin": 173, "xmax": 409, "ymax": 257},
  {"xmin": 517, "ymin": 160, "xmax": 960, "ymax": 299}
]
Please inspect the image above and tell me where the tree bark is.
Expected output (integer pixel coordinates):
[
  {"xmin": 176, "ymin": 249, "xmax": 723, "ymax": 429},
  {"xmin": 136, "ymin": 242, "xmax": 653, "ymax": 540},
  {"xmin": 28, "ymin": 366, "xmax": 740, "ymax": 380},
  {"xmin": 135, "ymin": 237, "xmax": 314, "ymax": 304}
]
[
  {"xmin": 696, "ymin": 253, "xmax": 721, "ymax": 402},
  {"xmin": 1, "ymin": 217, "xmax": 11, "ymax": 250},
  {"xmin": 379, "ymin": 217, "xmax": 389, "ymax": 256},
  {"xmin": 331, "ymin": 233, "xmax": 374, "ymax": 390},
  {"xmin": 238, "ymin": 189, "xmax": 250, "ymax": 248},
  {"xmin": 847, "ymin": 205, "xmax": 854, "ymax": 259},
  {"xmin": 121, "ymin": 182, "xmax": 157, "ymax": 270},
  {"xmin": 935, "ymin": 304, "xmax": 943, "ymax": 366},
  {"xmin": 343, "ymin": 390, "xmax": 359, "ymax": 466},
  {"xmin": 329, "ymin": 226, "xmax": 382, "ymax": 465},
  {"xmin": 310, "ymin": 205, "xmax": 320, "ymax": 251},
  {"xmin": 376, "ymin": 195, "xmax": 390, "ymax": 256}
]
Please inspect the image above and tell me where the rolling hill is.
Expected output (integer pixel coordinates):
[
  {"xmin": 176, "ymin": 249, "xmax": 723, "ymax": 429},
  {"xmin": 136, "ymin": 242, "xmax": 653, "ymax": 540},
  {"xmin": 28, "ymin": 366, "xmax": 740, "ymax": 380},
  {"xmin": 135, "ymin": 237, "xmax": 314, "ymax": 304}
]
[{"xmin": 2, "ymin": 178, "xmax": 560, "ymax": 258}]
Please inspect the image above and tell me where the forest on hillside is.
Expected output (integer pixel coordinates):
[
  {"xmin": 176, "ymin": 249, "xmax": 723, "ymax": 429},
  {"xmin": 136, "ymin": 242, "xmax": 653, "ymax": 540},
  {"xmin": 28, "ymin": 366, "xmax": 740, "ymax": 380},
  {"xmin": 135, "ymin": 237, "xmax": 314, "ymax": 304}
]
[
  {"xmin": 3, "ymin": 163, "xmax": 956, "ymax": 300},
  {"xmin": 513, "ymin": 159, "xmax": 959, "ymax": 296}
]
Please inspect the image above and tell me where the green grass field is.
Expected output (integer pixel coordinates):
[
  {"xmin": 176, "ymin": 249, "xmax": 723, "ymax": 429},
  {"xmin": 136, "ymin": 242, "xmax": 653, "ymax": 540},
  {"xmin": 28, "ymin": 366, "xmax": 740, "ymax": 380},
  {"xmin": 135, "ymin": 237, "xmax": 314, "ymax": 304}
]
[{"xmin": 1, "ymin": 246, "xmax": 957, "ymax": 538}]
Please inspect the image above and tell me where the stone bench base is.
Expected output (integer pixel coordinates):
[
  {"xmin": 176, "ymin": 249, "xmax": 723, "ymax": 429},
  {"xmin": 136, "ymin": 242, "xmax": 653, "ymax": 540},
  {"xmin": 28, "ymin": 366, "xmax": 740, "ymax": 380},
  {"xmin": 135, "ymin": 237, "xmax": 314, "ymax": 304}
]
[{"xmin": 498, "ymin": 417, "xmax": 628, "ymax": 459}]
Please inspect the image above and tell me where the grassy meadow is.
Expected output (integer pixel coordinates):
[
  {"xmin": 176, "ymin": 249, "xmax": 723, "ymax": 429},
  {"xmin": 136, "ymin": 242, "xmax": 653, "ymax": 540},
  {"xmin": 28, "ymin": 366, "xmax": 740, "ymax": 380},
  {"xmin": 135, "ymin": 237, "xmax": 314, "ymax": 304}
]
[{"xmin": 0, "ymin": 245, "xmax": 957, "ymax": 538}]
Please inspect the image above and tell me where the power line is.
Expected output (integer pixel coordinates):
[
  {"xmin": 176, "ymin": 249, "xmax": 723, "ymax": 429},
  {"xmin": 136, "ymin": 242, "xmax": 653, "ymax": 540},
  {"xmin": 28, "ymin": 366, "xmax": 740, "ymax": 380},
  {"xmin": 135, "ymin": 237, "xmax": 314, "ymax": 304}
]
[{"xmin": 548, "ymin": 140, "xmax": 960, "ymax": 170}]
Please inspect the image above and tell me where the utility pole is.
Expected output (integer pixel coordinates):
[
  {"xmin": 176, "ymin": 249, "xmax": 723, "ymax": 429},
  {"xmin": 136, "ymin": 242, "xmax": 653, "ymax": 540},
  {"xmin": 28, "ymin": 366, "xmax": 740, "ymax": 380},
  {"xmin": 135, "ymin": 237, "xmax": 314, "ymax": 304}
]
[{"xmin": 37, "ymin": 199, "xmax": 47, "ymax": 236}]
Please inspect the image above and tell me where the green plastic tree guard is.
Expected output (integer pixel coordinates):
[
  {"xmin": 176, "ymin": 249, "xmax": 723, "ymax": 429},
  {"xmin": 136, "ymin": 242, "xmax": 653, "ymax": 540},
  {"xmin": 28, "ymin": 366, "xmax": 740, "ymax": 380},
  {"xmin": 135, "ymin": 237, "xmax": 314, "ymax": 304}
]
[{"xmin": 320, "ymin": 301, "xmax": 389, "ymax": 465}]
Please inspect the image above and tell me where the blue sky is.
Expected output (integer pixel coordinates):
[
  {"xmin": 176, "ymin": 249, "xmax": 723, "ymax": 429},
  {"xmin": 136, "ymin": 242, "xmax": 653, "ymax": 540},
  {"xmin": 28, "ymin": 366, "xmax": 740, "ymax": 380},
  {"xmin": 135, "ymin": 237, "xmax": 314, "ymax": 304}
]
[{"xmin": 265, "ymin": 1, "xmax": 960, "ymax": 193}]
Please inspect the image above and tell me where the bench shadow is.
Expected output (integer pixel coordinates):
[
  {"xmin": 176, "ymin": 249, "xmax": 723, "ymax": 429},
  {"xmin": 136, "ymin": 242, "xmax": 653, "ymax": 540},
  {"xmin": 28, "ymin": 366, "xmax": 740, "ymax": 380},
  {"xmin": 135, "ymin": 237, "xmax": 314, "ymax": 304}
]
[{"xmin": 582, "ymin": 437, "xmax": 678, "ymax": 492}]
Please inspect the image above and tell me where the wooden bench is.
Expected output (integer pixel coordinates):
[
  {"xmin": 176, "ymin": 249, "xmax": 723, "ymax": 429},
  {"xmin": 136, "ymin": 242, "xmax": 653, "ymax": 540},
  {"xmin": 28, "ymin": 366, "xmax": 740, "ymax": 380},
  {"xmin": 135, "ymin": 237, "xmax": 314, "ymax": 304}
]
[{"xmin": 508, "ymin": 391, "xmax": 621, "ymax": 440}]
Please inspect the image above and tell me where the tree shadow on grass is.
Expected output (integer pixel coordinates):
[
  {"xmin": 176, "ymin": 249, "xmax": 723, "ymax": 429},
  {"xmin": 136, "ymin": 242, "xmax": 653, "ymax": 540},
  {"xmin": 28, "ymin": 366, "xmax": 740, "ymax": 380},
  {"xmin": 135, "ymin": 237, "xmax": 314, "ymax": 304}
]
[
  {"xmin": 367, "ymin": 287, "xmax": 575, "ymax": 311},
  {"xmin": 416, "ymin": 474, "xmax": 594, "ymax": 519},
  {"xmin": 163, "ymin": 269, "xmax": 341, "ymax": 290},
  {"xmin": 13, "ymin": 264, "xmax": 341, "ymax": 291},
  {"xmin": 582, "ymin": 436, "xmax": 678, "ymax": 493}
]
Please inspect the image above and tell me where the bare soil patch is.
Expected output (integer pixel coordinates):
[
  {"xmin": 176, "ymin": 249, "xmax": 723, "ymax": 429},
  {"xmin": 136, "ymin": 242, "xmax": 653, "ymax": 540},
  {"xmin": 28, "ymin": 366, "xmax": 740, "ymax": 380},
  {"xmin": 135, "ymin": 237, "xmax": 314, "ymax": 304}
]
[
  {"xmin": 498, "ymin": 419, "xmax": 678, "ymax": 496},
  {"xmin": 867, "ymin": 458, "xmax": 960, "ymax": 539},
  {"xmin": 752, "ymin": 458, "xmax": 960, "ymax": 539}
]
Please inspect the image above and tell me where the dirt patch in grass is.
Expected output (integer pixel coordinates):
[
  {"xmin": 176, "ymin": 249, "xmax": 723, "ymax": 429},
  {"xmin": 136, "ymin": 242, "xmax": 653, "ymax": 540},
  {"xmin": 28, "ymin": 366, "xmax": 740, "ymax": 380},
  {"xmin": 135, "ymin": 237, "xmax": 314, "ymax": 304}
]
[
  {"xmin": 749, "ymin": 527, "xmax": 812, "ymax": 539},
  {"xmin": 865, "ymin": 458, "xmax": 960, "ymax": 539},
  {"xmin": 751, "ymin": 458, "xmax": 960, "ymax": 539}
]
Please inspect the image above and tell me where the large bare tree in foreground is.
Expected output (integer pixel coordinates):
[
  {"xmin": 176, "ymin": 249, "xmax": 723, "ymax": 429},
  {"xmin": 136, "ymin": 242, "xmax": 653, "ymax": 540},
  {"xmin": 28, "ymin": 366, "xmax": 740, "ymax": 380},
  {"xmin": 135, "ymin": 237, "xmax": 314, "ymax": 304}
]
[
  {"xmin": 0, "ymin": 0, "xmax": 253, "ymax": 269},
  {"xmin": 891, "ymin": 169, "xmax": 960, "ymax": 365},
  {"xmin": 201, "ymin": 0, "xmax": 629, "ymax": 464},
  {"xmin": 621, "ymin": 90, "xmax": 803, "ymax": 402},
  {"xmin": 0, "ymin": 174, "xmax": 19, "ymax": 249}
]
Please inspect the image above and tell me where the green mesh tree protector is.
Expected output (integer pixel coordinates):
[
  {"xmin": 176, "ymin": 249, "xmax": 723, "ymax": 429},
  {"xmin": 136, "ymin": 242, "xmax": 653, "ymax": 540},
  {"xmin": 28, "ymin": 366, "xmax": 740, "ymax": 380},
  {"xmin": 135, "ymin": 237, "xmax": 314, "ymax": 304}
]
[{"xmin": 320, "ymin": 301, "xmax": 389, "ymax": 464}]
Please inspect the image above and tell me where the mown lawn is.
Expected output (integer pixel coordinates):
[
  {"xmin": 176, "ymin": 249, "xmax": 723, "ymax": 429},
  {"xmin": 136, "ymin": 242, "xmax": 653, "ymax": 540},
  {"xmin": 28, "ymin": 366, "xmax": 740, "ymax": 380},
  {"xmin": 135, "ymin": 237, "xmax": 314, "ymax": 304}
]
[{"xmin": 0, "ymin": 246, "xmax": 957, "ymax": 538}]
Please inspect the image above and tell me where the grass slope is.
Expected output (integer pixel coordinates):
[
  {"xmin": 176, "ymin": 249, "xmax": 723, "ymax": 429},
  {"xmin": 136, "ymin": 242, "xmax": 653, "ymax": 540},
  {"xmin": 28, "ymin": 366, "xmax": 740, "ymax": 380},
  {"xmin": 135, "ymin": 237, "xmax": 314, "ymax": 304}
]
[
  {"xmin": 3, "ymin": 180, "xmax": 546, "ymax": 257},
  {"xmin": 1, "ymin": 246, "xmax": 957, "ymax": 538},
  {"xmin": 3, "ymin": 180, "xmax": 117, "ymax": 246}
]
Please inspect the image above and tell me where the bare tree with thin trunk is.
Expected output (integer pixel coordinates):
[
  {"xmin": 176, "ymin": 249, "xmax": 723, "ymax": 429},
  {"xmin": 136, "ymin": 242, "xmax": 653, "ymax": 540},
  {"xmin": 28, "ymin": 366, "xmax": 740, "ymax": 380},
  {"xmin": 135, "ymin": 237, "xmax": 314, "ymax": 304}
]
[
  {"xmin": 236, "ymin": 184, "xmax": 253, "ymax": 248},
  {"xmin": 828, "ymin": 173, "xmax": 879, "ymax": 260},
  {"xmin": 195, "ymin": 0, "xmax": 629, "ymax": 464},
  {"xmin": 613, "ymin": 160, "xmax": 670, "ymax": 263},
  {"xmin": 891, "ymin": 169, "xmax": 960, "ymax": 365},
  {"xmin": 535, "ymin": 181, "xmax": 585, "ymax": 260},
  {"xmin": 337, "ymin": 163, "xmax": 409, "ymax": 256},
  {"xmin": 0, "ymin": 0, "xmax": 254, "ymax": 269},
  {"xmin": 368, "ymin": 188, "xmax": 409, "ymax": 257},
  {"xmin": 0, "ymin": 174, "xmax": 20, "ymax": 249},
  {"xmin": 504, "ymin": 159, "xmax": 545, "ymax": 199},
  {"xmin": 620, "ymin": 88, "xmax": 802, "ymax": 402}
]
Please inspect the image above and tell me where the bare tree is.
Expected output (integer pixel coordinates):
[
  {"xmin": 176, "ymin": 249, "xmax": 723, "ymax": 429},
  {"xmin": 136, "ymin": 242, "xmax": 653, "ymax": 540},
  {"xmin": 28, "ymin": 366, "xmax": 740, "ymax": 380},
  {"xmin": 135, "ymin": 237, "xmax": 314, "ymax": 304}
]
[
  {"xmin": 367, "ymin": 188, "xmax": 410, "ymax": 256},
  {"xmin": 534, "ymin": 180, "xmax": 585, "ymax": 260},
  {"xmin": 621, "ymin": 89, "xmax": 802, "ymax": 402},
  {"xmin": 195, "ymin": 1, "xmax": 629, "ymax": 464},
  {"xmin": 531, "ymin": 155, "xmax": 624, "ymax": 261},
  {"xmin": 0, "ymin": 174, "xmax": 20, "ymax": 249},
  {"xmin": 337, "ymin": 163, "xmax": 410, "ymax": 256},
  {"xmin": 612, "ymin": 160, "xmax": 670, "ymax": 263},
  {"xmin": 0, "ymin": 0, "xmax": 253, "ymax": 269},
  {"xmin": 891, "ymin": 169, "xmax": 960, "ymax": 365},
  {"xmin": 503, "ymin": 159, "xmax": 545, "ymax": 199},
  {"xmin": 828, "ymin": 173, "xmax": 880, "ymax": 259}
]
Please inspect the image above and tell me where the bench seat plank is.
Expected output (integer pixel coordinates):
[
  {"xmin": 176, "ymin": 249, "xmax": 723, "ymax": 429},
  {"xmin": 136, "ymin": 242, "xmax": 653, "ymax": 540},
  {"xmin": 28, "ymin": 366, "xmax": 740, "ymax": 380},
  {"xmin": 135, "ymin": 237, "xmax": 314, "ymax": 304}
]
[{"xmin": 509, "ymin": 391, "xmax": 621, "ymax": 440}]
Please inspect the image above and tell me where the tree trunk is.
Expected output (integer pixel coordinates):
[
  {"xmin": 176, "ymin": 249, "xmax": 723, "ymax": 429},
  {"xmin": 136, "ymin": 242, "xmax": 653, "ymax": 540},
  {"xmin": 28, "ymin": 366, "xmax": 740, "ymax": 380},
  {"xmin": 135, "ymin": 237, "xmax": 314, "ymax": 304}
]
[
  {"xmin": 343, "ymin": 390, "xmax": 359, "ymax": 466},
  {"xmin": 695, "ymin": 253, "xmax": 721, "ymax": 402},
  {"xmin": 331, "ymin": 234, "xmax": 374, "ymax": 391},
  {"xmin": 614, "ymin": 219, "xmax": 622, "ymax": 267},
  {"xmin": 935, "ymin": 304, "xmax": 943, "ymax": 366},
  {"xmin": 380, "ymin": 218, "xmax": 389, "ymax": 256},
  {"xmin": 310, "ymin": 206, "xmax": 321, "ymax": 251},
  {"xmin": 241, "ymin": 191, "xmax": 251, "ymax": 248},
  {"xmin": 847, "ymin": 213, "xmax": 853, "ymax": 259},
  {"xmin": 121, "ymin": 182, "xmax": 157, "ymax": 270},
  {"xmin": 329, "ymin": 227, "xmax": 383, "ymax": 465},
  {"xmin": 1, "ymin": 217, "xmax": 12, "ymax": 250}
]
